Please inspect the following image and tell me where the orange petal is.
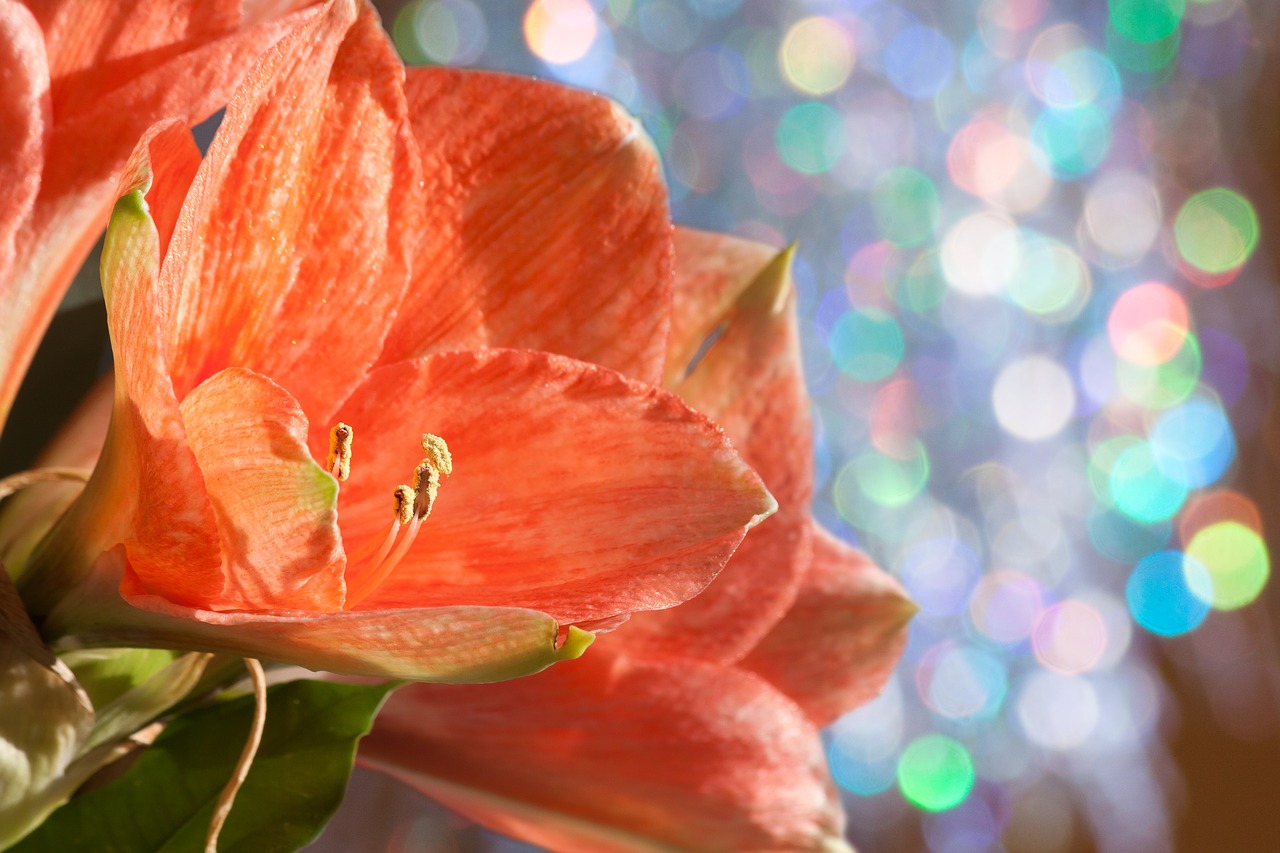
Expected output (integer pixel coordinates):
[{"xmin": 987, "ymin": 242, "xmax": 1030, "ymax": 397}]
[
  {"xmin": 742, "ymin": 523, "xmax": 916, "ymax": 728},
  {"xmin": 0, "ymin": 0, "xmax": 319, "ymax": 425},
  {"xmin": 625, "ymin": 238, "xmax": 812, "ymax": 662},
  {"xmin": 325, "ymin": 348, "xmax": 775, "ymax": 625},
  {"xmin": 162, "ymin": 0, "xmax": 423, "ymax": 424},
  {"xmin": 41, "ymin": 551, "xmax": 592, "ymax": 683},
  {"xmin": 361, "ymin": 652, "xmax": 849, "ymax": 853},
  {"xmin": 178, "ymin": 367, "xmax": 344, "ymax": 612},
  {"xmin": 94, "ymin": 129, "xmax": 224, "ymax": 608},
  {"xmin": 663, "ymin": 227, "xmax": 781, "ymax": 386},
  {"xmin": 0, "ymin": 0, "xmax": 49, "ymax": 425},
  {"xmin": 378, "ymin": 68, "xmax": 672, "ymax": 385}
]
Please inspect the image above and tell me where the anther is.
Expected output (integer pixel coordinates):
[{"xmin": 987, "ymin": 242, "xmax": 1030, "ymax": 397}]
[
  {"xmin": 411, "ymin": 463, "xmax": 440, "ymax": 520},
  {"xmin": 392, "ymin": 485, "xmax": 416, "ymax": 525},
  {"xmin": 421, "ymin": 433, "xmax": 453, "ymax": 476},
  {"xmin": 327, "ymin": 423, "xmax": 353, "ymax": 481}
]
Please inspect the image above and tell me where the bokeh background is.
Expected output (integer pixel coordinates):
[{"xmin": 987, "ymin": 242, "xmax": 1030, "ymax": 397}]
[
  {"xmin": 328, "ymin": 0, "xmax": 1280, "ymax": 850},
  {"xmin": 7, "ymin": 1, "xmax": 1279, "ymax": 851}
]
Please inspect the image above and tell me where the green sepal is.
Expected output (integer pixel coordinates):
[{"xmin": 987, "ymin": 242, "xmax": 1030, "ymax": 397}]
[{"xmin": 11, "ymin": 679, "xmax": 398, "ymax": 853}]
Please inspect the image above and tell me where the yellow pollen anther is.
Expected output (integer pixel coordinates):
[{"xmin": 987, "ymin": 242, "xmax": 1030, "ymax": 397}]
[
  {"xmin": 327, "ymin": 423, "xmax": 353, "ymax": 481},
  {"xmin": 421, "ymin": 433, "xmax": 453, "ymax": 477},
  {"xmin": 411, "ymin": 463, "xmax": 440, "ymax": 520},
  {"xmin": 392, "ymin": 485, "xmax": 416, "ymax": 525}
]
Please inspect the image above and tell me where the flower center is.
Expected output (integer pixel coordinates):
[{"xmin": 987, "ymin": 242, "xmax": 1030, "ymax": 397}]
[{"xmin": 328, "ymin": 423, "xmax": 452, "ymax": 608}]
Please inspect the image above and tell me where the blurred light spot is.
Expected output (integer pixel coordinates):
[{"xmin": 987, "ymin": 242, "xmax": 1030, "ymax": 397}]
[
  {"xmin": 689, "ymin": 0, "xmax": 742, "ymax": 18},
  {"xmin": 525, "ymin": 0, "xmax": 597, "ymax": 64},
  {"xmin": 1088, "ymin": 504, "xmax": 1173, "ymax": 563},
  {"xmin": 1037, "ymin": 48, "xmax": 1121, "ymax": 111},
  {"xmin": 673, "ymin": 48, "xmax": 746, "ymax": 120},
  {"xmin": 1108, "ymin": 440, "xmax": 1187, "ymax": 523},
  {"xmin": 1082, "ymin": 589, "xmax": 1134, "ymax": 668},
  {"xmin": 855, "ymin": 438, "xmax": 931, "ymax": 508},
  {"xmin": 941, "ymin": 211, "xmax": 1020, "ymax": 296},
  {"xmin": 1107, "ymin": 282, "xmax": 1189, "ymax": 366},
  {"xmin": 1083, "ymin": 171, "xmax": 1161, "ymax": 266},
  {"xmin": 1178, "ymin": 490, "xmax": 1262, "ymax": 544},
  {"xmin": 1110, "ymin": 0, "xmax": 1186, "ymax": 43},
  {"xmin": 870, "ymin": 378, "xmax": 921, "ymax": 455},
  {"xmin": 779, "ymin": 16, "xmax": 855, "ymax": 95},
  {"xmin": 919, "ymin": 643, "xmax": 1008, "ymax": 719},
  {"xmin": 1126, "ymin": 550, "xmax": 1212, "ymax": 635},
  {"xmin": 1185, "ymin": 522, "xmax": 1269, "ymax": 610},
  {"xmin": 1106, "ymin": 23, "xmax": 1181, "ymax": 74},
  {"xmin": 637, "ymin": 0, "xmax": 698, "ymax": 53},
  {"xmin": 981, "ymin": 0, "xmax": 1050, "ymax": 37},
  {"xmin": 898, "ymin": 735, "xmax": 976, "ymax": 811},
  {"xmin": 968, "ymin": 570, "xmax": 1043, "ymax": 645},
  {"xmin": 947, "ymin": 119, "xmax": 1051, "ymax": 212},
  {"xmin": 828, "ymin": 683, "xmax": 904, "ymax": 796},
  {"xmin": 830, "ymin": 308, "xmax": 905, "ymax": 381},
  {"xmin": 1031, "ymin": 104, "xmax": 1112, "ymax": 178},
  {"xmin": 899, "ymin": 537, "xmax": 981, "ymax": 617},
  {"xmin": 1033, "ymin": 600, "xmax": 1107, "ymax": 673},
  {"xmin": 1008, "ymin": 234, "xmax": 1091, "ymax": 322},
  {"xmin": 992, "ymin": 356, "xmax": 1075, "ymax": 441},
  {"xmin": 895, "ymin": 250, "xmax": 949, "ymax": 313},
  {"xmin": 775, "ymin": 102, "xmax": 846, "ymax": 174},
  {"xmin": 1174, "ymin": 187, "xmax": 1258, "ymax": 275},
  {"xmin": 1077, "ymin": 334, "xmax": 1118, "ymax": 408},
  {"xmin": 393, "ymin": 0, "xmax": 488, "ymax": 65},
  {"xmin": 1115, "ymin": 331, "xmax": 1201, "ymax": 409},
  {"xmin": 872, "ymin": 168, "xmax": 940, "ymax": 247},
  {"xmin": 1150, "ymin": 397, "xmax": 1235, "ymax": 489},
  {"xmin": 1016, "ymin": 671, "xmax": 1099, "ymax": 749},
  {"xmin": 885, "ymin": 26, "xmax": 955, "ymax": 99}
]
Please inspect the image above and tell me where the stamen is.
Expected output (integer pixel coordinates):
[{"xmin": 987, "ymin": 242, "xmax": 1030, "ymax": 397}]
[
  {"xmin": 392, "ymin": 484, "xmax": 416, "ymax": 525},
  {"xmin": 327, "ymin": 423, "xmax": 353, "ymax": 481},
  {"xmin": 347, "ymin": 517, "xmax": 421, "ymax": 609},
  {"xmin": 412, "ymin": 463, "xmax": 440, "ymax": 520},
  {"xmin": 421, "ymin": 433, "xmax": 453, "ymax": 476},
  {"xmin": 341, "ymin": 435, "xmax": 451, "ymax": 608},
  {"xmin": 344, "ymin": 485, "xmax": 414, "ymax": 564}
]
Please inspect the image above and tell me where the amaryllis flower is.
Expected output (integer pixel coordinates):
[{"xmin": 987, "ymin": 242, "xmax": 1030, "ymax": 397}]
[
  {"xmin": 357, "ymin": 230, "xmax": 916, "ymax": 851},
  {"xmin": 13, "ymin": 0, "xmax": 774, "ymax": 682},
  {"xmin": 0, "ymin": 0, "xmax": 318, "ymax": 427}
]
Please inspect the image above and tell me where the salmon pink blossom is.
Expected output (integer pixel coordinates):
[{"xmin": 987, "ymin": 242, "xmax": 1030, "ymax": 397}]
[{"xmin": 13, "ymin": 0, "xmax": 775, "ymax": 683}]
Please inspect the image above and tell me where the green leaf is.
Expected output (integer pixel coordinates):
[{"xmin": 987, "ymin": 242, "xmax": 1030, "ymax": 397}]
[
  {"xmin": 11, "ymin": 679, "xmax": 397, "ymax": 853},
  {"xmin": 61, "ymin": 648, "xmax": 182, "ymax": 709}
]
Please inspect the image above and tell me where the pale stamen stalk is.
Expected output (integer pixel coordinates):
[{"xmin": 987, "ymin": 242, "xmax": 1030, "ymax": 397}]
[
  {"xmin": 343, "ymin": 485, "xmax": 416, "ymax": 608},
  {"xmin": 346, "ymin": 517, "xmax": 420, "ymax": 608},
  {"xmin": 344, "ymin": 516, "xmax": 399, "ymax": 565}
]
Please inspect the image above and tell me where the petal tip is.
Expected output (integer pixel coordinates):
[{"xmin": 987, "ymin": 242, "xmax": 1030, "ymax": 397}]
[
  {"xmin": 555, "ymin": 625, "xmax": 595, "ymax": 662},
  {"xmin": 737, "ymin": 242, "xmax": 796, "ymax": 317},
  {"xmin": 750, "ymin": 484, "xmax": 780, "ymax": 529}
]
